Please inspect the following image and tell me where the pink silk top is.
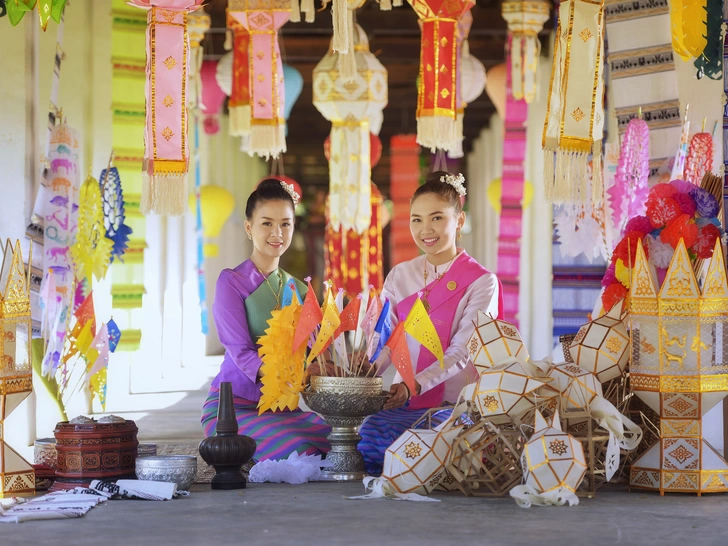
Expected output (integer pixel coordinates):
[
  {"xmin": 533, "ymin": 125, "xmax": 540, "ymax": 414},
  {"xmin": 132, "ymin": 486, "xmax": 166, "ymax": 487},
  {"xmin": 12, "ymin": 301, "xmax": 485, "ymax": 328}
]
[{"xmin": 374, "ymin": 250, "xmax": 502, "ymax": 406}]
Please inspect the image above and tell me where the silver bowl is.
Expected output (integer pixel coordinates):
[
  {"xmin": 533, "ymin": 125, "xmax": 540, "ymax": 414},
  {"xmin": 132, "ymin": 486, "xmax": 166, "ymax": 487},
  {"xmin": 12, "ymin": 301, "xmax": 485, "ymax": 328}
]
[
  {"xmin": 302, "ymin": 376, "xmax": 388, "ymax": 481},
  {"xmin": 135, "ymin": 455, "xmax": 197, "ymax": 490}
]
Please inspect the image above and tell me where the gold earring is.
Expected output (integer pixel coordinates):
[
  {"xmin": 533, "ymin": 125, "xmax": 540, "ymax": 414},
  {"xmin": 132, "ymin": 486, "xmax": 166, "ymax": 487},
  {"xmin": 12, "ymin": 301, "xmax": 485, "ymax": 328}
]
[
  {"xmin": 457, "ymin": 229, "xmax": 462, "ymax": 241},
  {"xmin": 248, "ymin": 233, "xmax": 252, "ymax": 240}
]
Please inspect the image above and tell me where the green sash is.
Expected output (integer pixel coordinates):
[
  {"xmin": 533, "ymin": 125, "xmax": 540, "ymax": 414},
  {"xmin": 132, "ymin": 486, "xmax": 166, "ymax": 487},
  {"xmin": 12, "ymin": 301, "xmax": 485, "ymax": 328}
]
[{"xmin": 244, "ymin": 269, "xmax": 307, "ymax": 343}]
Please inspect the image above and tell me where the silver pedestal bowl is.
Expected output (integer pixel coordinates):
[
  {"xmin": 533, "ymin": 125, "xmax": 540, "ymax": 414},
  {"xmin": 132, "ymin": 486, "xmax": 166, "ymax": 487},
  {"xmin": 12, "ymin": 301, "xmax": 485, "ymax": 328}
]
[{"xmin": 302, "ymin": 376, "xmax": 388, "ymax": 481}]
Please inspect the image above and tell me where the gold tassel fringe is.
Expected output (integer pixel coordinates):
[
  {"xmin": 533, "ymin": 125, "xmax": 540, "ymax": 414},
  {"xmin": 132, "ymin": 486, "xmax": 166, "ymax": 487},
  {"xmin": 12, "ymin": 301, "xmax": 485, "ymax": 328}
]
[
  {"xmin": 248, "ymin": 123, "xmax": 287, "ymax": 160},
  {"xmin": 416, "ymin": 115, "xmax": 456, "ymax": 153},
  {"xmin": 229, "ymin": 105, "xmax": 251, "ymax": 137},
  {"xmin": 543, "ymin": 144, "xmax": 603, "ymax": 205},
  {"xmin": 338, "ymin": 10, "xmax": 357, "ymax": 82},
  {"xmin": 140, "ymin": 172, "xmax": 187, "ymax": 216},
  {"xmin": 393, "ymin": 0, "xmax": 403, "ymax": 6}
]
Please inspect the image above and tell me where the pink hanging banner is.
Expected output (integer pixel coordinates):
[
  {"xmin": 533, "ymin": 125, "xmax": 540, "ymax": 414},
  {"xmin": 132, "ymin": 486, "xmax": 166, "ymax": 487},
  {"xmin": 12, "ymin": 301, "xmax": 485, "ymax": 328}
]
[
  {"xmin": 130, "ymin": 1, "xmax": 204, "ymax": 216},
  {"xmin": 496, "ymin": 43, "xmax": 528, "ymax": 327}
]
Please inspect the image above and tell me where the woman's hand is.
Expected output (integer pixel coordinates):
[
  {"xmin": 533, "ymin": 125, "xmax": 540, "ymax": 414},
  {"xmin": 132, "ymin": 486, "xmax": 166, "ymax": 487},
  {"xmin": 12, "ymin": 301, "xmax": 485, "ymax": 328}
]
[
  {"xmin": 306, "ymin": 360, "xmax": 339, "ymax": 377},
  {"xmin": 383, "ymin": 382, "xmax": 410, "ymax": 411}
]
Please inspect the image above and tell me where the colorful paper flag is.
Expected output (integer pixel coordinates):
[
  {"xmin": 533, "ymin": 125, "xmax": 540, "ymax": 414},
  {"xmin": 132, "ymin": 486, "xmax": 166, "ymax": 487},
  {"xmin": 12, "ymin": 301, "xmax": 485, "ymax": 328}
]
[
  {"xmin": 307, "ymin": 285, "xmax": 341, "ymax": 364},
  {"xmin": 370, "ymin": 298, "xmax": 392, "ymax": 362},
  {"xmin": 293, "ymin": 277, "xmax": 323, "ymax": 353},
  {"xmin": 107, "ymin": 318, "xmax": 122, "ymax": 353},
  {"xmin": 385, "ymin": 322, "xmax": 417, "ymax": 395},
  {"xmin": 403, "ymin": 298, "xmax": 444, "ymax": 368}
]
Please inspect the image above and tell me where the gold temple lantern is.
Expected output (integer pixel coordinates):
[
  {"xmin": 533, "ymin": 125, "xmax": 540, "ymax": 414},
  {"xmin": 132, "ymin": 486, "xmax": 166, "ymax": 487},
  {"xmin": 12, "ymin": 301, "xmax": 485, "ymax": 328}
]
[
  {"xmin": 501, "ymin": 0, "xmax": 550, "ymax": 103},
  {"xmin": 0, "ymin": 240, "xmax": 34, "ymax": 498},
  {"xmin": 467, "ymin": 311, "xmax": 529, "ymax": 373},
  {"xmin": 381, "ymin": 422, "xmax": 462, "ymax": 495},
  {"xmin": 569, "ymin": 302, "xmax": 630, "ymax": 383},
  {"xmin": 510, "ymin": 411, "xmax": 587, "ymax": 506},
  {"xmin": 461, "ymin": 361, "xmax": 547, "ymax": 426},
  {"xmin": 313, "ymin": 23, "xmax": 388, "ymax": 235},
  {"xmin": 629, "ymin": 238, "xmax": 728, "ymax": 495}
]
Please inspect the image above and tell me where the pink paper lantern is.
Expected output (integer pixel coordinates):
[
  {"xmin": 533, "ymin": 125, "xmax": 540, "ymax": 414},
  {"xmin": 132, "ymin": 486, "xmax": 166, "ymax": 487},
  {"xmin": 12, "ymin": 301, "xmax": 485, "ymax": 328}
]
[{"xmin": 200, "ymin": 60, "xmax": 227, "ymax": 135}]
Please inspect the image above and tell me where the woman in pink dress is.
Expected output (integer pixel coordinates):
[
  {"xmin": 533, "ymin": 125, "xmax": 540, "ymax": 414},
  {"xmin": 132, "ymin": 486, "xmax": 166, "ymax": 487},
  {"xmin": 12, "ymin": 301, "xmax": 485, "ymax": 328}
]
[{"xmin": 358, "ymin": 171, "xmax": 503, "ymax": 474}]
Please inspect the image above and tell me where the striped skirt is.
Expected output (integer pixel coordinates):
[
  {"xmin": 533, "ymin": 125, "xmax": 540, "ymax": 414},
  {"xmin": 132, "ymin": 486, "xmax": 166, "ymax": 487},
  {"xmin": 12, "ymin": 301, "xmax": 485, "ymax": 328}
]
[
  {"xmin": 358, "ymin": 405, "xmax": 453, "ymax": 475},
  {"xmin": 201, "ymin": 388, "xmax": 331, "ymax": 461}
]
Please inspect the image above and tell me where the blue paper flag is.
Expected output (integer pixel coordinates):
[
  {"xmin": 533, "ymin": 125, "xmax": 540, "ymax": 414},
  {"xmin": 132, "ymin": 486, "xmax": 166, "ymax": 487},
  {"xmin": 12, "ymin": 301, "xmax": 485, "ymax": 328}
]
[
  {"xmin": 282, "ymin": 280, "xmax": 302, "ymax": 308},
  {"xmin": 107, "ymin": 318, "xmax": 122, "ymax": 353},
  {"xmin": 370, "ymin": 299, "xmax": 392, "ymax": 363}
]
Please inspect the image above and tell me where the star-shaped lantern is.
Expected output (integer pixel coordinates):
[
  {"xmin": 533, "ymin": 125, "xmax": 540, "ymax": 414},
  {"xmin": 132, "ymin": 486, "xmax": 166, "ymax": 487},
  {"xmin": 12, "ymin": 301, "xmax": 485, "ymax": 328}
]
[
  {"xmin": 462, "ymin": 361, "xmax": 547, "ymax": 425},
  {"xmin": 467, "ymin": 311, "xmax": 529, "ymax": 373},
  {"xmin": 569, "ymin": 300, "xmax": 629, "ymax": 383},
  {"xmin": 546, "ymin": 362, "xmax": 602, "ymax": 411}
]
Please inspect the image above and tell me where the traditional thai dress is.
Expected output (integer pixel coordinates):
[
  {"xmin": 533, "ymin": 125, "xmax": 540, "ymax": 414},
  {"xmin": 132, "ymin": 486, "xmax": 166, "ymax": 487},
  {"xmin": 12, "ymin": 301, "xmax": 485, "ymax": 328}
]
[
  {"xmin": 201, "ymin": 260, "xmax": 330, "ymax": 461},
  {"xmin": 358, "ymin": 250, "xmax": 503, "ymax": 474}
]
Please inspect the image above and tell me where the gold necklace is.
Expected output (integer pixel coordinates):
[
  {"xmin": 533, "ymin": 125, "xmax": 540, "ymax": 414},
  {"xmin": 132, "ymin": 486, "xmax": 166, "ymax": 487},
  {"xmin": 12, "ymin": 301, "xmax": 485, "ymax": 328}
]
[
  {"xmin": 422, "ymin": 256, "xmax": 456, "ymax": 312},
  {"xmin": 257, "ymin": 267, "xmax": 284, "ymax": 310}
]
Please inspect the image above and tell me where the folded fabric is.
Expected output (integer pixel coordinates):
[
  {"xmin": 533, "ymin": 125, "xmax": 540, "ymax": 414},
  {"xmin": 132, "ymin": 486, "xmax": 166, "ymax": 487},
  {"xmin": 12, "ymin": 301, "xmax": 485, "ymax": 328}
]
[
  {"xmin": 248, "ymin": 452, "xmax": 332, "ymax": 484},
  {"xmin": 0, "ymin": 492, "xmax": 106, "ymax": 523},
  {"xmin": 65, "ymin": 479, "xmax": 183, "ymax": 500}
]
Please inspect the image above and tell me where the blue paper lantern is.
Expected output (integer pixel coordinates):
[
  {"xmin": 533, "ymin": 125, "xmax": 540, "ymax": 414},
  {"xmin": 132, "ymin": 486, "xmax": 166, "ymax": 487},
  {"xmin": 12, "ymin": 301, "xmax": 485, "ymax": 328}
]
[{"xmin": 283, "ymin": 64, "xmax": 303, "ymax": 136}]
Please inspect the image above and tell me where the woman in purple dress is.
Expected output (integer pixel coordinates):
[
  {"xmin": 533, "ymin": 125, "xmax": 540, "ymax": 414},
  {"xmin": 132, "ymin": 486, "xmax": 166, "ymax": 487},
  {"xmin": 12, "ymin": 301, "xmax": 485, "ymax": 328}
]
[{"xmin": 201, "ymin": 179, "xmax": 330, "ymax": 461}]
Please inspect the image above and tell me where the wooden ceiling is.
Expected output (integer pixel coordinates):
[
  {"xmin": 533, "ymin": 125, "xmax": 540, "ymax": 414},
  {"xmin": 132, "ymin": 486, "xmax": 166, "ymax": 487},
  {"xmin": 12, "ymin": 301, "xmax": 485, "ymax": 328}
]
[{"xmin": 202, "ymin": 0, "xmax": 553, "ymax": 194}]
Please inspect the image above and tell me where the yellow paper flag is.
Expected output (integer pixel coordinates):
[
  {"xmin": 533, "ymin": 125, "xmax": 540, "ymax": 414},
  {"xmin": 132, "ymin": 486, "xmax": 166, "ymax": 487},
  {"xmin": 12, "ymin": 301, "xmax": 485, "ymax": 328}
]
[
  {"xmin": 258, "ymin": 297, "xmax": 307, "ymax": 414},
  {"xmin": 403, "ymin": 298, "xmax": 444, "ymax": 368},
  {"xmin": 307, "ymin": 286, "xmax": 341, "ymax": 364}
]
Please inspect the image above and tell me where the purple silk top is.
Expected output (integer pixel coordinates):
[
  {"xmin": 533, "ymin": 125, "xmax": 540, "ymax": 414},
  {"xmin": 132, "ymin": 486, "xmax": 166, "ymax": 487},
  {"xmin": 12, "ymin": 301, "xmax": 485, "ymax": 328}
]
[{"xmin": 210, "ymin": 260, "xmax": 268, "ymax": 401}]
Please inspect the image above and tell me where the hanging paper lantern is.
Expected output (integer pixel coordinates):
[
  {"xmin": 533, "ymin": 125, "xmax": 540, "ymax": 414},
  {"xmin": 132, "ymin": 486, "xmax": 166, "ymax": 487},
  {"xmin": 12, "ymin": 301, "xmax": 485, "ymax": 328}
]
[
  {"xmin": 406, "ymin": 0, "xmax": 475, "ymax": 153},
  {"xmin": 369, "ymin": 110, "xmax": 384, "ymax": 137},
  {"xmin": 485, "ymin": 63, "xmax": 506, "ymax": 119},
  {"xmin": 282, "ymin": 64, "xmax": 304, "ymax": 136},
  {"xmin": 324, "ymin": 183, "xmax": 384, "ymax": 297},
  {"xmin": 683, "ymin": 130, "xmax": 714, "ymax": 185},
  {"xmin": 6, "ymin": 0, "xmax": 66, "ymax": 30},
  {"xmin": 501, "ymin": 0, "xmax": 550, "ymax": 103},
  {"xmin": 313, "ymin": 23, "xmax": 387, "ymax": 234},
  {"xmin": 321, "ymin": 0, "xmax": 368, "ymax": 82},
  {"xmin": 225, "ymin": 12, "xmax": 251, "ymax": 138},
  {"xmin": 510, "ymin": 411, "xmax": 586, "ymax": 507},
  {"xmin": 188, "ymin": 185, "xmax": 235, "ymax": 257},
  {"xmin": 459, "ymin": 42, "xmax": 487, "ymax": 105},
  {"xmin": 200, "ymin": 60, "xmax": 227, "ymax": 135},
  {"xmin": 449, "ymin": 11, "xmax": 473, "ymax": 160},
  {"xmin": 542, "ymin": 0, "xmax": 605, "ymax": 205},
  {"xmin": 228, "ymin": 0, "xmax": 292, "ymax": 159},
  {"xmin": 129, "ymin": 0, "xmax": 206, "ymax": 217},
  {"xmin": 186, "ymin": 10, "xmax": 211, "ymax": 111},
  {"xmin": 99, "ymin": 166, "xmax": 133, "ymax": 262}
]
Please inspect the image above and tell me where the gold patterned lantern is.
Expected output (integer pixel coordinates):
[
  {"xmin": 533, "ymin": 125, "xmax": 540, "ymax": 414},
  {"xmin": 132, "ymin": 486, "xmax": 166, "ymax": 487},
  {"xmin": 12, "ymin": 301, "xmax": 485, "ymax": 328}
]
[
  {"xmin": 462, "ymin": 361, "xmax": 547, "ymax": 425},
  {"xmin": 569, "ymin": 301, "xmax": 630, "ymax": 383},
  {"xmin": 0, "ymin": 240, "xmax": 34, "ymax": 498},
  {"xmin": 501, "ymin": 0, "xmax": 550, "ymax": 103},
  {"xmin": 467, "ymin": 311, "xmax": 529, "ymax": 373},
  {"xmin": 629, "ymin": 238, "xmax": 728, "ymax": 494},
  {"xmin": 380, "ymin": 421, "xmax": 463, "ymax": 495},
  {"xmin": 313, "ymin": 24, "xmax": 388, "ymax": 234},
  {"xmin": 510, "ymin": 410, "xmax": 587, "ymax": 507}
]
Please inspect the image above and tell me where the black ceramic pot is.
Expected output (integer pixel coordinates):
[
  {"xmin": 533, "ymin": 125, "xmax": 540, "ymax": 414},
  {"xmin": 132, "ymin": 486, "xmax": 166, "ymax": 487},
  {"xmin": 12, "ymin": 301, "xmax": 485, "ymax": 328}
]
[{"xmin": 198, "ymin": 382, "xmax": 257, "ymax": 490}]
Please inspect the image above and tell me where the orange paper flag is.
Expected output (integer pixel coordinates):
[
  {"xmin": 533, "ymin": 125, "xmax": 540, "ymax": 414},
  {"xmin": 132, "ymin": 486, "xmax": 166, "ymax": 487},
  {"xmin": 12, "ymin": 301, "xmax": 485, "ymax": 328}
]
[
  {"xmin": 293, "ymin": 277, "xmax": 323, "ymax": 353},
  {"xmin": 335, "ymin": 294, "xmax": 362, "ymax": 337},
  {"xmin": 385, "ymin": 322, "xmax": 417, "ymax": 395},
  {"xmin": 403, "ymin": 297, "xmax": 444, "ymax": 368},
  {"xmin": 307, "ymin": 285, "xmax": 341, "ymax": 364}
]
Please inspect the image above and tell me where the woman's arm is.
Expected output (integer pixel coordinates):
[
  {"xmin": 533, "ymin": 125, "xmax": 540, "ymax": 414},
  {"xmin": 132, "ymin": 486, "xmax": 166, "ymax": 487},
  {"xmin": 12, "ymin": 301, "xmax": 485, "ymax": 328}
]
[
  {"xmin": 212, "ymin": 270, "xmax": 264, "ymax": 382},
  {"xmin": 414, "ymin": 273, "xmax": 500, "ymax": 394}
]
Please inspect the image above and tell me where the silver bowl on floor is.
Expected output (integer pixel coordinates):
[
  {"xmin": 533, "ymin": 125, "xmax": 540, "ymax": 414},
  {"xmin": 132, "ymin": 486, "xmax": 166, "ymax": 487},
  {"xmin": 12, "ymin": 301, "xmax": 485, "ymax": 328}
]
[
  {"xmin": 302, "ymin": 376, "xmax": 388, "ymax": 482},
  {"xmin": 135, "ymin": 455, "xmax": 197, "ymax": 490}
]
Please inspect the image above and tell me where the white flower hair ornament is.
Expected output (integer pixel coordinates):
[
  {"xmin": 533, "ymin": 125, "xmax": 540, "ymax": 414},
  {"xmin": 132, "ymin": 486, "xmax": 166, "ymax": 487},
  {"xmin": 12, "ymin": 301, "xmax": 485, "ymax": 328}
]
[
  {"xmin": 280, "ymin": 181, "xmax": 300, "ymax": 206},
  {"xmin": 440, "ymin": 173, "xmax": 467, "ymax": 197}
]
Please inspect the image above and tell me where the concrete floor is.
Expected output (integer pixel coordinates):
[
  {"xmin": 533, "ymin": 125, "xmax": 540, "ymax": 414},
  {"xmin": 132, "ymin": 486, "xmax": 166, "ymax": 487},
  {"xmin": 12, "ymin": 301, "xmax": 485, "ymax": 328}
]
[{"xmin": 3, "ymin": 483, "xmax": 727, "ymax": 546}]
